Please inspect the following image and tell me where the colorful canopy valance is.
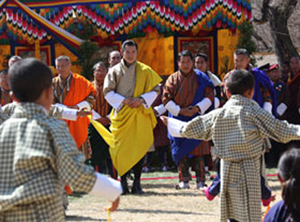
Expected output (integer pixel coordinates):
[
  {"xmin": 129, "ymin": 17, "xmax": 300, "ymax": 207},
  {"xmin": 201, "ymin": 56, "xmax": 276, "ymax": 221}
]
[{"xmin": 0, "ymin": 0, "xmax": 251, "ymax": 50}]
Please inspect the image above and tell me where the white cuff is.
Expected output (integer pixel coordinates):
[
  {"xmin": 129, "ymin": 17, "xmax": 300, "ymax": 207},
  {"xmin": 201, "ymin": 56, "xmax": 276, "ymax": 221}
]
[
  {"xmin": 54, "ymin": 103, "xmax": 67, "ymax": 109},
  {"xmin": 165, "ymin": 100, "xmax": 180, "ymax": 116},
  {"xmin": 140, "ymin": 91, "xmax": 158, "ymax": 108},
  {"xmin": 106, "ymin": 114, "xmax": 111, "ymax": 119},
  {"xmin": 167, "ymin": 118, "xmax": 187, "ymax": 138},
  {"xmin": 88, "ymin": 172, "xmax": 122, "ymax": 202},
  {"xmin": 277, "ymin": 103, "xmax": 287, "ymax": 116},
  {"xmin": 77, "ymin": 101, "xmax": 91, "ymax": 111},
  {"xmin": 214, "ymin": 97, "xmax": 220, "ymax": 108},
  {"xmin": 105, "ymin": 91, "xmax": 125, "ymax": 110},
  {"xmin": 92, "ymin": 110, "xmax": 102, "ymax": 120},
  {"xmin": 154, "ymin": 104, "xmax": 167, "ymax": 116},
  {"xmin": 263, "ymin": 102, "xmax": 273, "ymax": 114},
  {"xmin": 61, "ymin": 108, "xmax": 78, "ymax": 121},
  {"xmin": 196, "ymin": 97, "xmax": 212, "ymax": 114}
]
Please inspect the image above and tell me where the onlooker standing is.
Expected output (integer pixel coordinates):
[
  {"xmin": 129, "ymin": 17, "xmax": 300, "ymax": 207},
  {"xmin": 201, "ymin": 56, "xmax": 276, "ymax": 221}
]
[
  {"xmin": 195, "ymin": 53, "xmax": 222, "ymax": 176},
  {"xmin": 108, "ymin": 50, "xmax": 122, "ymax": 68},
  {"xmin": 53, "ymin": 55, "xmax": 96, "ymax": 159},
  {"xmin": 163, "ymin": 50, "xmax": 214, "ymax": 189},
  {"xmin": 88, "ymin": 61, "xmax": 117, "ymax": 179},
  {"xmin": 286, "ymin": 56, "xmax": 300, "ymax": 147},
  {"xmin": 265, "ymin": 64, "xmax": 289, "ymax": 167}
]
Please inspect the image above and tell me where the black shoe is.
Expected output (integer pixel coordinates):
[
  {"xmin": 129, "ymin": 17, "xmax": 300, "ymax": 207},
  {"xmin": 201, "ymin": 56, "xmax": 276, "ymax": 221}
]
[{"xmin": 131, "ymin": 181, "xmax": 145, "ymax": 194}]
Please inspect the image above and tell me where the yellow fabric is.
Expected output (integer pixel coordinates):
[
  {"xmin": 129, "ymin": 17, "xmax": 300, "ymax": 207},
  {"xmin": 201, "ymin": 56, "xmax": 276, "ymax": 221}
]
[
  {"xmin": 109, "ymin": 61, "xmax": 162, "ymax": 176},
  {"xmin": 133, "ymin": 31, "xmax": 174, "ymax": 75},
  {"xmin": 217, "ymin": 29, "xmax": 239, "ymax": 80}
]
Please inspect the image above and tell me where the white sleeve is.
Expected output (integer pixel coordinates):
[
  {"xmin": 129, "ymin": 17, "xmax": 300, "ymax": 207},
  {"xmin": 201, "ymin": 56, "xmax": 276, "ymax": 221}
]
[
  {"xmin": 77, "ymin": 101, "xmax": 91, "ymax": 111},
  {"xmin": 165, "ymin": 100, "xmax": 180, "ymax": 117},
  {"xmin": 92, "ymin": 110, "xmax": 102, "ymax": 120},
  {"xmin": 54, "ymin": 103, "xmax": 67, "ymax": 109},
  {"xmin": 277, "ymin": 103, "xmax": 287, "ymax": 116},
  {"xmin": 88, "ymin": 172, "xmax": 122, "ymax": 202},
  {"xmin": 196, "ymin": 97, "xmax": 212, "ymax": 114},
  {"xmin": 61, "ymin": 108, "xmax": 78, "ymax": 121},
  {"xmin": 154, "ymin": 104, "xmax": 167, "ymax": 116},
  {"xmin": 140, "ymin": 91, "xmax": 158, "ymax": 108},
  {"xmin": 167, "ymin": 117, "xmax": 187, "ymax": 138},
  {"xmin": 263, "ymin": 102, "xmax": 273, "ymax": 114},
  {"xmin": 105, "ymin": 91, "xmax": 125, "ymax": 110},
  {"xmin": 214, "ymin": 97, "xmax": 220, "ymax": 108}
]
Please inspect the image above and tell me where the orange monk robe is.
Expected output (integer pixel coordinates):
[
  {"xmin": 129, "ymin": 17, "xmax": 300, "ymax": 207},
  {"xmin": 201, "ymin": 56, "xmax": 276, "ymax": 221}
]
[{"xmin": 63, "ymin": 73, "xmax": 96, "ymax": 148}]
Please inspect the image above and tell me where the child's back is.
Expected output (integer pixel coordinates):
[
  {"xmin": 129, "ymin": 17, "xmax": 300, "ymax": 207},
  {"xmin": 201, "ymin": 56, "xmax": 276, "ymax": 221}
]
[
  {"xmin": 167, "ymin": 69, "xmax": 300, "ymax": 222},
  {"xmin": 0, "ymin": 58, "xmax": 121, "ymax": 221},
  {"xmin": 0, "ymin": 103, "xmax": 97, "ymax": 221}
]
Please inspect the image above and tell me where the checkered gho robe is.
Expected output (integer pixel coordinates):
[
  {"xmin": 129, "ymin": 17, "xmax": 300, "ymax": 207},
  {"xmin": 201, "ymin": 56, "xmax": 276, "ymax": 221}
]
[
  {"xmin": 0, "ymin": 103, "xmax": 96, "ymax": 221},
  {"xmin": 180, "ymin": 95, "xmax": 300, "ymax": 222}
]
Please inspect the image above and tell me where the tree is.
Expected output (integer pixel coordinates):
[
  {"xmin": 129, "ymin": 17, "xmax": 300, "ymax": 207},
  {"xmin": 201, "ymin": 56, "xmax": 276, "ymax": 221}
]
[
  {"xmin": 254, "ymin": 0, "xmax": 299, "ymax": 66},
  {"xmin": 236, "ymin": 21, "xmax": 258, "ymax": 65}
]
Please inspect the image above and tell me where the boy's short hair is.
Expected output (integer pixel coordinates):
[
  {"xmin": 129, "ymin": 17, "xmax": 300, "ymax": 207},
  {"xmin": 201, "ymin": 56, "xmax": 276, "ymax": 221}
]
[
  {"xmin": 8, "ymin": 58, "xmax": 53, "ymax": 102},
  {"xmin": 195, "ymin": 53, "xmax": 208, "ymax": 62},
  {"xmin": 177, "ymin": 50, "xmax": 193, "ymax": 61},
  {"xmin": 226, "ymin": 69, "xmax": 254, "ymax": 95},
  {"xmin": 234, "ymin": 48, "xmax": 250, "ymax": 57},
  {"xmin": 122, "ymin": 40, "xmax": 138, "ymax": 51}
]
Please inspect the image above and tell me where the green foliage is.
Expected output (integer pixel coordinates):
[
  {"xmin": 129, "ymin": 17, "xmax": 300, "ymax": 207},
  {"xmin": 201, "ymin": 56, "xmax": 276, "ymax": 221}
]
[
  {"xmin": 73, "ymin": 41, "xmax": 99, "ymax": 80},
  {"xmin": 236, "ymin": 21, "xmax": 258, "ymax": 66},
  {"xmin": 72, "ymin": 20, "xmax": 97, "ymax": 40}
]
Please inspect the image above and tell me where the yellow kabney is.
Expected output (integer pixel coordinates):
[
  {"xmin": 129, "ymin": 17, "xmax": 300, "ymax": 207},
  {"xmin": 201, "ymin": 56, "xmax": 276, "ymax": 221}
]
[{"xmin": 90, "ymin": 62, "xmax": 162, "ymax": 176}]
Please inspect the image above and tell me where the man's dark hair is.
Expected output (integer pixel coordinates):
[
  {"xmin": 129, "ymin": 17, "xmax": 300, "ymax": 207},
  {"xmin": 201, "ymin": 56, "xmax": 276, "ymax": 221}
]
[
  {"xmin": 234, "ymin": 48, "xmax": 250, "ymax": 57},
  {"xmin": 93, "ymin": 61, "xmax": 107, "ymax": 70},
  {"xmin": 8, "ymin": 58, "xmax": 52, "ymax": 102},
  {"xmin": 195, "ymin": 53, "xmax": 208, "ymax": 62},
  {"xmin": 226, "ymin": 69, "xmax": 254, "ymax": 95},
  {"xmin": 122, "ymin": 40, "xmax": 138, "ymax": 51},
  {"xmin": 177, "ymin": 50, "xmax": 193, "ymax": 61}
]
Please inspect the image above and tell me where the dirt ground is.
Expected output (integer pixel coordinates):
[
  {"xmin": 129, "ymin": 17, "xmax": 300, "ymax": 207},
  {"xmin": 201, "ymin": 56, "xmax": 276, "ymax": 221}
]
[{"xmin": 65, "ymin": 171, "xmax": 282, "ymax": 222}]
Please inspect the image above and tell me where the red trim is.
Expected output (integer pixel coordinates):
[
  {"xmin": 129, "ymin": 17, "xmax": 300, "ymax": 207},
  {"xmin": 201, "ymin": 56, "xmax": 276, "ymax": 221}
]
[{"xmin": 139, "ymin": 173, "xmax": 277, "ymax": 181}]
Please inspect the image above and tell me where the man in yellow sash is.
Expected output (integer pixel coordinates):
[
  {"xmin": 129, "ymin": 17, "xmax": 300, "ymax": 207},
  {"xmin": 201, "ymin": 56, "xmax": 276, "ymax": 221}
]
[{"xmin": 103, "ymin": 40, "xmax": 161, "ymax": 194}]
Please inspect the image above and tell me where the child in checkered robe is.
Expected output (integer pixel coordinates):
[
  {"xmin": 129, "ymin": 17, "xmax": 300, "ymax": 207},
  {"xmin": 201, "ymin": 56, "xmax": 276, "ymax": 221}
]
[
  {"xmin": 0, "ymin": 58, "xmax": 122, "ymax": 221},
  {"xmin": 163, "ymin": 69, "xmax": 300, "ymax": 222}
]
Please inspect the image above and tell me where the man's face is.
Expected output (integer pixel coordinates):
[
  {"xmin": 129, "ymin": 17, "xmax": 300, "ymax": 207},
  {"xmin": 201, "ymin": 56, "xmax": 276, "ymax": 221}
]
[
  {"xmin": 0, "ymin": 74, "xmax": 10, "ymax": 91},
  {"xmin": 93, "ymin": 64, "xmax": 108, "ymax": 83},
  {"xmin": 109, "ymin": 51, "xmax": 121, "ymax": 67},
  {"xmin": 178, "ymin": 56, "xmax": 194, "ymax": 74},
  {"xmin": 195, "ymin": 56, "xmax": 207, "ymax": 72},
  {"xmin": 290, "ymin": 57, "xmax": 300, "ymax": 75},
  {"xmin": 267, "ymin": 69, "xmax": 281, "ymax": 82},
  {"xmin": 234, "ymin": 54, "xmax": 250, "ymax": 69},
  {"xmin": 122, "ymin": 45, "xmax": 138, "ymax": 65},
  {"xmin": 55, "ymin": 59, "xmax": 71, "ymax": 79}
]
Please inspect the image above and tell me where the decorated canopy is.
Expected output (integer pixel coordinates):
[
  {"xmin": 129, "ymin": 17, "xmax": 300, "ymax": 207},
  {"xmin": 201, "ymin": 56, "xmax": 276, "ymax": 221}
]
[
  {"xmin": 0, "ymin": 0, "xmax": 252, "ymax": 76},
  {"xmin": 0, "ymin": 0, "xmax": 251, "ymax": 48}
]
